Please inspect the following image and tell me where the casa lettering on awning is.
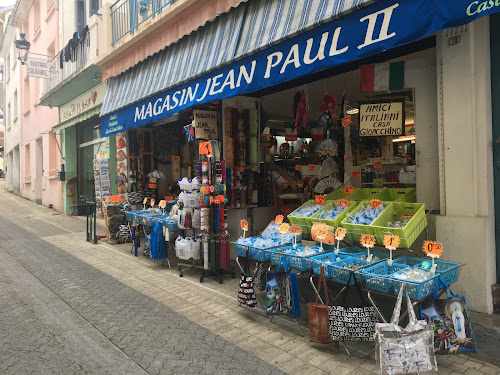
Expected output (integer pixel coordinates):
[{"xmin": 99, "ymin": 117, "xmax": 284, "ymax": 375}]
[{"xmin": 102, "ymin": 0, "xmax": 500, "ymax": 136}]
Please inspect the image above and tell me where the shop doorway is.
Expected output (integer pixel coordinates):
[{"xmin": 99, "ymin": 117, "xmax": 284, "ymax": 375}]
[{"xmin": 35, "ymin": 138, "xmax": 43, "ymax": 205}]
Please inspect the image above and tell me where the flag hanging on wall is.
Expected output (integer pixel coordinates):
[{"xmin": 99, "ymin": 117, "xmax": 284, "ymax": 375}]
[
  {"xmin": 360, "ymin": 62, "xmax": 405, "ymax": 93},
  {"xmin": 184, "ymin": 123, "xmax": 195, "ymax": 141}
]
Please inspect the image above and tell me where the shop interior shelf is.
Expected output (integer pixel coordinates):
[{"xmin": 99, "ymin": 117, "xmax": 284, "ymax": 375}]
[
  {"xmin": 340, "ymin": 200, "xmax": 389, "ymax": 242},
  {"xmin": 393, "ymin": 256, "xmax": 460, "ymax": 285},
  {"xmin": 360, "ymin": 261, "xmax": 409, "ymax": 293},
  {"xmin": 288, "ymin": 200, "xmax": 326, "ymax": 234},
  {"xmin": 310, "ymin": 200, "xmax": 358, "ymax": 229},
  {"xmin": 391, "ymin": 268, "xmax": 439, "ymax": 300},
  {"xmin": 311, "ymin": 252, "xmax": 363, "ymax": 278}
]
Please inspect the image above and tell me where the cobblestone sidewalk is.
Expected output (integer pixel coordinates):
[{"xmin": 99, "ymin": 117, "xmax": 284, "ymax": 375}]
[{"xmin": 0, "ymin": 188, "xmax": 499, "ymax": 375}]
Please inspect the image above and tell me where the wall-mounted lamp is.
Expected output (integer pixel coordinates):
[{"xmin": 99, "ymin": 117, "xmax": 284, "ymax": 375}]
[{"xmin": 15, "ymin": 33, "xmax": 31, "ymax": 65}]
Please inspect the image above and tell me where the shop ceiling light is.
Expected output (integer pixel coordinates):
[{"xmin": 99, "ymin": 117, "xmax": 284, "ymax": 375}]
[{"xmin": 392, "ymin": 135, "xmax": 415, "ymax": 143}]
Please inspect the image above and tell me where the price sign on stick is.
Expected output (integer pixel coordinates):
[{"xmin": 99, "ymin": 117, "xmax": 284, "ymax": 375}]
[
  {"xmin": 150, "ymin": 199, "xmax": 155, "ymax": 207},
  {"xmin": 360, "ymin": 234, "xmax": 376, "ymax": 263},
  {"xmin": 423, "ymin": 241, "xmax": 444, "ymax": 274},
  {"xmin": 158, "ymin": 200, "xmax": 166, "ymax": 214},
  {"xmin": 275, "ymin": 215, "xmax": 284, "ymax": 224},
  {"xmin": 240, "ymin": 220, "xmax": 248, "ymax": 238},
  {"xmin": 312, "ymin": 223, "xmax": 335, "ymax": 250},
  {"xmin": 143, "ymin": 197, "xmax": 148, "ymax": 210},
  {"xmin": 315, "ymin": 195, "xmax": 326, "ymax": 204},
  {"xmin": 383, "ymin": 235, "xmax": 400, "ymax": 265},
  {"xmin": 370, "ymin": 199, "xmax": 383, "ymax": 208},
  {"xmin": 199, "ymin": 141, "xmax": 214, "ymax": 157},
  {"xmin": 344, "ymin": 186, "xmax": 354, "ymax": 194},
  {"xmin": 289, "ymin": 225, "xmax": 302, "ymax": 249},
  {"xmin": 279, "ymin": 223, "xmax": 290, "ymax": 245},
  {"xmin": 338, "ymin": 199, "xmax": 349, "ymax": 207},
  {"xmin": 334, "ymin": 227, "xmax": 347, "ymax": 255}
]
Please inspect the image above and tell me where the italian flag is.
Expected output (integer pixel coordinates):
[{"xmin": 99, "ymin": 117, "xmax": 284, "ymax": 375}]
[{"xmin": 360, "ymin": 62, "xmax": 405, "ymax": 93}]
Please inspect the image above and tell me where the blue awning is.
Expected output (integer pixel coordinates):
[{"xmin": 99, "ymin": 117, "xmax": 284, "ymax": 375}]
[{"xmin": 101, "ymin": 0, "xmax": 377, "ymax": 118}]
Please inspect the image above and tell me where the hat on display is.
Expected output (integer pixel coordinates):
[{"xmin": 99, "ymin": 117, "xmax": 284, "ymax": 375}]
[{"xmin": 320, "ymin": 94, "xmax": 337, "ymax": 111}]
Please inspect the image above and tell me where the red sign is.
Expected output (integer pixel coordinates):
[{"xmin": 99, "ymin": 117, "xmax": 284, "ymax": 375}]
[
  {"xmin": 315, "ymin": 195, "xmax": 326, "ymax": 204},
  {"xmin": 199, "ymin": 141, "xmax": 214, "ymax": 157},
  {"xmin": 344, "ymin": 186, "xmax": 354, "ymax": 194}
]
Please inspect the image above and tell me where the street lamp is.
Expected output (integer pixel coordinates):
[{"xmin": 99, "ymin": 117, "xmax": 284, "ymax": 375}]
[{"xmin": 15, "ymin": 33, "xmax": 31, "ymax": 65}]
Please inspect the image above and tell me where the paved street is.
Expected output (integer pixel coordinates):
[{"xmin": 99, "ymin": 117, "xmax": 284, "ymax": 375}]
[{"xmin": 0, "ymin": 183, "xmax": 499, "ymax": 375}]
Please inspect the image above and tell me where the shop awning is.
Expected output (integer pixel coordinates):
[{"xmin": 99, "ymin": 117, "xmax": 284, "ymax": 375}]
[
  {"xmin": 54, "ymin": 105, "xmax": 102, "ymax": 133},
  {"xmin": 101, "ymin": 0, "xmax": 500, "ymax": 136},
  {"xmin": 100, "ymin": 0, "xmax": 378, "ymax": 119}
]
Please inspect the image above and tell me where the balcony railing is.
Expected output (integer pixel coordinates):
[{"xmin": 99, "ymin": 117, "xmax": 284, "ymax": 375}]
[
  {"xmin": 110, "ymin": 0, "xmax": 178, "ymax": 46},
  {"xmin": 41, "ymin": 34, "xmax": 91, "ymax": 99}
]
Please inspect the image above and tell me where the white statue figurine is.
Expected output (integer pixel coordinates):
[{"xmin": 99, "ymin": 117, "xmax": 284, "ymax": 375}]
[{"xmin": 451, "ymin": 302, "xmax": 466, "ymax": 339}]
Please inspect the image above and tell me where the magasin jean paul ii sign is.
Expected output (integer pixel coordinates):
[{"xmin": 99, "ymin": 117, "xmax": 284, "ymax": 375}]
[{"xmin": 59, "ymin": 82, "xmax": 108, "ymax": 123}]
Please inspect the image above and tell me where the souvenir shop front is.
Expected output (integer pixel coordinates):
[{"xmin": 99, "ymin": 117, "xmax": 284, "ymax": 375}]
[{"xmin": 100, "ymin": 0, "xmax": 496, "ymax": 321}]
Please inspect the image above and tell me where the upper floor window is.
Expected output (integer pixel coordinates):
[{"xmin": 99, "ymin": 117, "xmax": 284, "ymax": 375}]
[
  {"xmin": 89, "ymin": 0, "xmax": 100, "ymax": 17},
  {"xmin": 76, "ymin": 0, "xmax": 85, "ymax": 32}
]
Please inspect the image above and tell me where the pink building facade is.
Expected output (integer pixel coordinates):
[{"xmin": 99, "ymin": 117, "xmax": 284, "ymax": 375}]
[{"xmin": 16, "ymin": 0, "xmax": 62, "ymax": 210}]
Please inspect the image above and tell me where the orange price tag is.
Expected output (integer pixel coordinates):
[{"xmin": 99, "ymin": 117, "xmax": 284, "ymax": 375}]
[
  {"xmin": 295, "ymin": 165, "xmax": 302, "ymax": 171},
  {"xmin": 218, "ymin": 195, "xmax": 225, "ymax": 204},
  {"xmin": 171, "ymin": 155, "xmax": 180, "ymax": 162},
  {"xmin": 370, "ymin": 199, "xmax": 383, "ymax": 208},
  {"xmin": 423, "ymin": 241, "xmax": 444, "ymax": 257},
  {"xmin": 110, "ymin": 195, "xmax": 121, "ymax": 203},
  {"xmin": 298, "ymin": 183, "xmax": 303, "ymax": 188},
  {"xmin": 199, "ymin": 141, "xmax": 214, "ymax": 157},
  {"xmin": 165, "ymin": 196, "xmax": 174, "ymax": 201},
  {"xmin": 150, "ymin": 199, "xmax": 155, "ymax": 206},
  {"xmin": 289, "ymin": 225, "xmax": 302, "ymax": 235},
  {"xmin": 315, "ymin": 195, "xmax": 326, "ymax": 204},
  {"xmin": 279, "ymin": 223, "xmax": 290, "ymax": 234},
  {"xmin": 311, "ymin": 223, "xmax": 335, "ymax": 245},
  {"xmin": 158, "ymin": 200, "xmax": 167, "ymax": 208},
  {"xmin": 352, "ymin": 170, "xmax": 361, "ymax": 178},
  {"xmin": 143, "ymin": 198, "xmax": 148, "ymax": 205},
  {"xmin": 360, "ymin": 234, "xmax": 376, "ymax": 247},
  {"xmin": 240, "ymin": 220, "xmax": 249, "ymax": 231},
  {"xmin": 275, "ymin": 215, "xmax": 284, "ymax": 224},
  {"xmin": 99, "ymin": 152, "xmax": 106, "ymax": 158},
  {"xmin": 383, "ymin": 235, "xmax": 400, "ymax": 249},
  {"xmin": 338, "ymin": 199, "xmax": 349, "ymax": 207},
  {"xmin": 344, "ymin": 157, "xmax": 349, "ymax": 161},
  {"xmin": 283, "ymin": 184, "xmax": 289, "ymax": 188},
  {"xmin": 308, "ymin": 164, "xmax": 315, "ymax": 171},
  {"xmin": 149, "ymin": 177, "xmax": 157, "ymax": 184},
  {"xmin": 235, "ymin": 101, "xmax": 242, "ymax": 107},
  {"xmin": 373, "ymin": 161, "xmax": 382, "ymax": 169},
  {"xmin": 335, "ymin": 227, "xmax": 346, "ymax": 240},
  {"xmin": 344, "ymin": 186, "xmax": 354, "ymax": 194}
]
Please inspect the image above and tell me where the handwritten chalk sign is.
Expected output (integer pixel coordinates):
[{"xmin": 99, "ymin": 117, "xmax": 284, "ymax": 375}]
[{"xmin": 193, "ymin": 110, "xmax": 218, "ymax": 140}]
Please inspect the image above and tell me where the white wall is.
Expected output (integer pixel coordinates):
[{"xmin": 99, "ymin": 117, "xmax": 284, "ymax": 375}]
[
  {"xmin": 436, "ymin": 17, "xmax": 496, "ymax": 313},
  {"xmin": 405, "ymin": 58, "xmax": 439, "ymax": 210}
]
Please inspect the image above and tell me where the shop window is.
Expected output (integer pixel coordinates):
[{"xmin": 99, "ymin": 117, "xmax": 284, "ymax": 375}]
[
  {"xmin": 23, "ymin": 78, "xmax": 30, "ymax": 114},
  {"xmin": 48, "ymin": 132, "xmax": 57, "ymax": 175},
  {"xmin": 13, "ymin": 90, "xmax": 18, "ymax": 121},
  {"xmin": 34, "ymin": 0, "xmax": 41, "ymax": 36},
  {"xmin": 89, "ymin": 0, "xmax": 100, "ymax": 17},
  {"xmin": 25, "ymin": 144, "xmax": 31, "ymax": 177},
  {"xmin": 76, "ymin": 0, "xmax": 85, "ymax": 32}
]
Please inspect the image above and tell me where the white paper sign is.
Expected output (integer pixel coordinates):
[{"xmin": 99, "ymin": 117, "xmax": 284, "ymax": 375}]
[
  {"xmin": 26, "ymin": 58, "xmax": 51, "ymax": 79},
  {"xmin": 359, "ymin": 102, "xmax": 404, "ymax": 137},
  {"xmin": 193, "ymin": 110, "xmax": 218, "ymax": 140}
]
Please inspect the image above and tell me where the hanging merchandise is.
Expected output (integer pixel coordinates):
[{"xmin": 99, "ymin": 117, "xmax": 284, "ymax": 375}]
[
  {"xmin": 237, "ymin": 248, "xmax": 257, "ymax": 307},
  {"xmin": 150, "ymin": 221, "xmax": 168, "ymax": 260},
  {"xmin": 293, "ymin": 90, "xmax": 308, "ymax": 130},
  {"xmin": 265, "ymin": 258, "xmax": 301, "ymax": 318},
  {"xmin": 253, "ymin": 263, "xmax": 266, "ymax": 292},
  {"xmin": 320, "ymin": 93, "xmax": 337, "ymax": 112},
  {"xmin": 308, "ymin": 266, "xmax": 339, "ymax": 346},
  {"xmin": 376, "ymin": 284, "xmax": 438, "ymax": 374},
  {"xmin": 420, "ymin": 278, "xmax": 477, "ymax": 355},
  {"xmin": 328, "ymin": 272, "xmax": 379, "ymax": 342}
]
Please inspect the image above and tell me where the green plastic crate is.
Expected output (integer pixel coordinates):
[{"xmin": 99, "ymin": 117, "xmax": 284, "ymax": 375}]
[
  {"xmin": 371, "ymin": 202, "xmax": 427, "ymax": 248},
  {"xmin": 310, "ymin": 200, "xmax": 358, "ymax": 228},
  {"xmin": 344, "ymin": 188, "xmax": 383, "ymax": 202},
  {"xmin": 325, "ymin": 187, "xmax": 347, "ymax": 200},
  {"xmin": 393, "ymin": 188, "xmax": 416, "ymax": 203},
  {"xmin": 288, "ymin": 200, "xmax": 325, "ymax": 234},
  {"xmin": 340, "ymin": 200, "xmax": 389, "ymax": 242}
]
